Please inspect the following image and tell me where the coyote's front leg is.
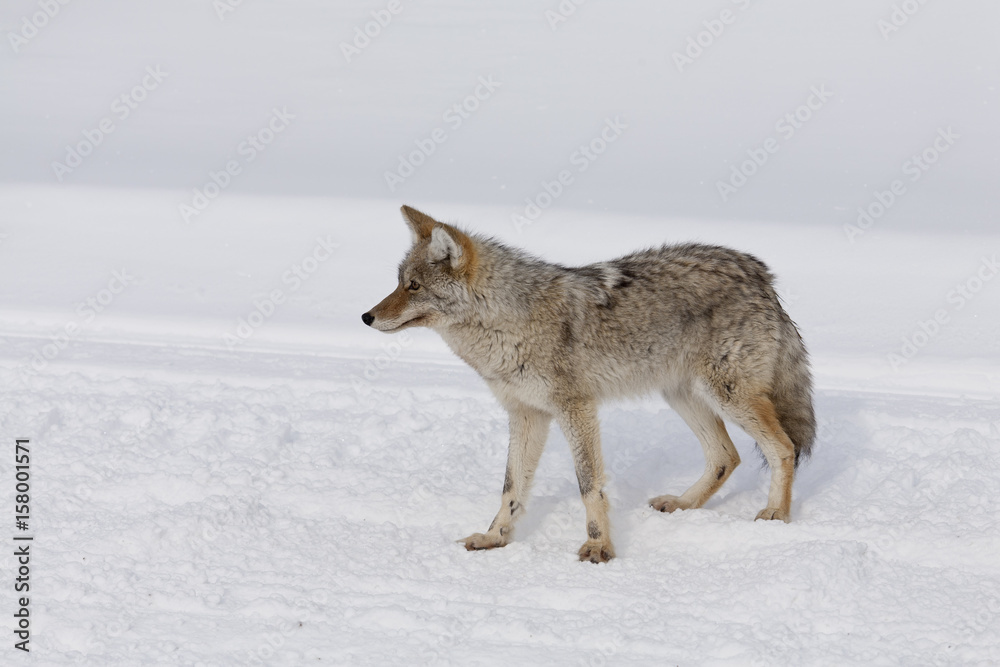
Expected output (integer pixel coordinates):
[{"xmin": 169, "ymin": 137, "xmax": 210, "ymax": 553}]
[
  {"xmin": 557, "ymin": 399, "xmax": 615, "ymax": 563},
  {"xmin": 461, "ymin": 405, "xmax": 551, "ymax": 551}
]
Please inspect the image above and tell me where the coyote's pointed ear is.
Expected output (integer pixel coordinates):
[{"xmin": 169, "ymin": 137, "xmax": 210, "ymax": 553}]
[
  {"xmin": 428, "ymin": 224, "xmax": 478, "ymax": 278},
  {"xmin": 401, "ymin": 205, "xmax": 436, "ymax": 243},
  {"xmin": 428, "ymin": 226, "xmax": 463, "ymax": 269}
]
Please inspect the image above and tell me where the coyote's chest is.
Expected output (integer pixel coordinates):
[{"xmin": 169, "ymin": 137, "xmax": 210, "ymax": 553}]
[{"xmin": 441, "ymin": 321, "xmax": 543, "ymax": 387}]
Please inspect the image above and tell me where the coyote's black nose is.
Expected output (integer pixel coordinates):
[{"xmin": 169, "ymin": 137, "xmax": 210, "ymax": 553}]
[{"xmin": 362, "ymin": 312, "xmax": 374, "ymax": 326}]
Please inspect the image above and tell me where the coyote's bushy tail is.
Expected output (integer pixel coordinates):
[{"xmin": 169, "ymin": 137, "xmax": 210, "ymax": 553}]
[{"xmin": 771, "ymin": 319, "xmax": 816, "ymax": 467}]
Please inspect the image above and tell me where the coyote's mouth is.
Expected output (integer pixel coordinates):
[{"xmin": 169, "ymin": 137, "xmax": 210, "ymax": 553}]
[{"xmin": 386, "ymin": 315, "xmax": 427, "ymax": 332}]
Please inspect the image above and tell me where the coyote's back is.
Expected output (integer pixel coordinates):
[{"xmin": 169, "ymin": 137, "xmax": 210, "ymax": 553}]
[{"xmin": 363, "ymin": 206, "xmax": 815, "ymax": 563}]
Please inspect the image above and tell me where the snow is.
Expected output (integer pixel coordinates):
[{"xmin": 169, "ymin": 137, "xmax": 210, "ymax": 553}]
[{"xmin": 2, "ymin": 1, "xmax": 999, "ymax": 665}]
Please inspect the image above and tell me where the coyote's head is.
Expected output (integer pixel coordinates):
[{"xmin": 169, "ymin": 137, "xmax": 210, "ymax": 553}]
[{"xmin": 362, "ymin": 206, "xmax": 479, "ymax": 333}]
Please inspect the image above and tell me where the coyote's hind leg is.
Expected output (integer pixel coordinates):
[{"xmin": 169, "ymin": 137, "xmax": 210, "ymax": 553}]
[{"xmin": 651, "ymin": 390, "xmax": 740, "ymax": 513}]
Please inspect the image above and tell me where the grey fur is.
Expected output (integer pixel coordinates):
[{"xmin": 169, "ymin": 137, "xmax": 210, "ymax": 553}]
[{"xmin": 364, "ymin": 206, "xmax": 816, "ymax": 563}]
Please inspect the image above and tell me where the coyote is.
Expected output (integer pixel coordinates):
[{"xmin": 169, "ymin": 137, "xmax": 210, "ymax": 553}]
[{"xmin": 363, "ymin": 206, "xmax": 815, "ymax": 563}]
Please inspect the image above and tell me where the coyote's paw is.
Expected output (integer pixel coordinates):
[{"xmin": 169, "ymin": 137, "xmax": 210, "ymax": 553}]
[
  {"xmin": 460, "ymin": 532, "xmax": 508, "ymax": 551},
  {"xmin": 755, "ymin": 508, "xmax": 790, "ymax": 523},
  {"xmin": 650, "ymin": 494, "xmax": 689, "ymax": 513},
  {"xmin": 578, "ymin": 540, "xmax": 615, "ymax": 564}
]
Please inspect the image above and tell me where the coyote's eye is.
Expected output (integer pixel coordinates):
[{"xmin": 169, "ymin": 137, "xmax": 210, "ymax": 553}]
[{"xmin": 408, "ymin": 280, "xmax": 421, "ymax": 291}]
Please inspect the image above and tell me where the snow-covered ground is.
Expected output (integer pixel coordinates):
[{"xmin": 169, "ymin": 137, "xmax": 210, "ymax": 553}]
[{"xmin": 2, "ymin": 1, "xmax": 999, "ymax": 665}]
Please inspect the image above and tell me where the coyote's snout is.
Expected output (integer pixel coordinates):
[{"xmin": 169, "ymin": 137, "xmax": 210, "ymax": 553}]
[{"xmin": 364, "ymin": 205, "xmax": 816, "ymax": 563}]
